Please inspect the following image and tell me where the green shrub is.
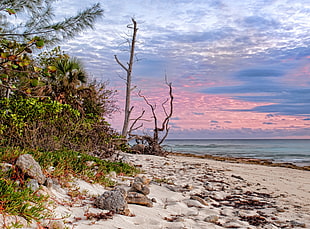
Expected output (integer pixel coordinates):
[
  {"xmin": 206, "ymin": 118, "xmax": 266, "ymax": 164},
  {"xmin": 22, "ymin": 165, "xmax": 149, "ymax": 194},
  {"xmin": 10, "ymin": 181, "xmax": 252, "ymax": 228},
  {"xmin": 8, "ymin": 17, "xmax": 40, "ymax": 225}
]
[{"xmin": 0, "ymin": 97, "xmax": 121, "ymax": 154}]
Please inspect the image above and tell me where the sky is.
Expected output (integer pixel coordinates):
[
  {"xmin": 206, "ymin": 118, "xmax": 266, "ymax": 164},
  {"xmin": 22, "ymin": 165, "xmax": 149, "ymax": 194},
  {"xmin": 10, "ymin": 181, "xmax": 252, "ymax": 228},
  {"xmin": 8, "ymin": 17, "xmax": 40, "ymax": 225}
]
[{"xmin": 54, "ymin": 0, "xmax": 310, "ymax": 139}]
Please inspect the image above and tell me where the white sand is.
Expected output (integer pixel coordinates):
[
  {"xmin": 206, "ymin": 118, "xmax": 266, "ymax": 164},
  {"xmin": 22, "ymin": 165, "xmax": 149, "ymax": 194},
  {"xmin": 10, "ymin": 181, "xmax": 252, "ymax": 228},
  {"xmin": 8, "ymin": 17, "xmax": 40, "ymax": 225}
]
[{"xmin": 3, "ymin": 153, "xmax": 310, "ymax": 229}]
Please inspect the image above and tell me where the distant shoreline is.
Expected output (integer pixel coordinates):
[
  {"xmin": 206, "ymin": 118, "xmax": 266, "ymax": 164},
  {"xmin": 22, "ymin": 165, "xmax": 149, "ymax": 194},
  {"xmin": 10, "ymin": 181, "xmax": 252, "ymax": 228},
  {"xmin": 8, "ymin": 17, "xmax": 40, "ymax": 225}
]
[{"xmin": 168, "ymin": 151, "xmax": 310, "ymax": 171}]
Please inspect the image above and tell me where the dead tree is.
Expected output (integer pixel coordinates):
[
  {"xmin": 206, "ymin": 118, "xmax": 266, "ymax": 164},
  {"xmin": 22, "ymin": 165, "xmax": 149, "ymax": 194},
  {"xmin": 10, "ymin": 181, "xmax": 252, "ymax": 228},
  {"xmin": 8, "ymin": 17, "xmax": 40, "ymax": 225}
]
[
  {"xmin": 135, "ymin": 81, "xmax": 174, "ymax": 156},
  {"xmin": 114, "ymin": 18, "xmax": 138, "ymax": 137}
]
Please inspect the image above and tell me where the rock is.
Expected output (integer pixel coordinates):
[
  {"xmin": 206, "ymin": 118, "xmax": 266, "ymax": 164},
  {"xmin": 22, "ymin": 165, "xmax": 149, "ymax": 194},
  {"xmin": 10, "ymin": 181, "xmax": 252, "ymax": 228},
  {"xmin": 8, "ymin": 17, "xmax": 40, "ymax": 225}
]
[
  {"xmin": 183, "ymin": 199, "xmax": 205, "ymax": 208},
  {"xmin": 204, "ymin": 215, "xmax": 219, "ymax": 223},
  {"xmin": 289, "ymin": 220, "xmax": 306, "ymax": 228},
  {"xmin": 26, "ymin": 179, "xmax": 40, "ymax": 191},
  {"xmin": 109, "ymin": 171, "xmax": 117, "ymax": 179},
  {"xmin": 223, "ymin": 219, "xmax": 248, "ymax": 228},
  {"xmin": 220, "ymin": 208, "xmax": 235, "ymax": 216},
  {"xmin": 16, "ymin": 154, "xmax": 46, "ymax": 184},
  {"xmin": 204, "ymin": 182, "xmax": 216, "ymax": 191},
  {"xmin": 45, "ymin": 177, "xmax": 54, "ymax": 189},
  {"xmin": 127, "ymin": 192, "xmax": 153, "ymax": 207},
  {"xmin": 46, "ymin": 220, "xmax": 65, "ymax": 229},
  {"xmin": 128, "ymin": 176, "xmax": 150, "ymax": 195},
  {"xmin": 0, "ymin": 162, "xmax": 13, "ymax": 172},
  {"xmin": 94, "ymin": 187, "xmax": 128, "ymax": 214},
  {"xmin": 190, "ymin": 195, "xmax": 209, "ymax": 206}
]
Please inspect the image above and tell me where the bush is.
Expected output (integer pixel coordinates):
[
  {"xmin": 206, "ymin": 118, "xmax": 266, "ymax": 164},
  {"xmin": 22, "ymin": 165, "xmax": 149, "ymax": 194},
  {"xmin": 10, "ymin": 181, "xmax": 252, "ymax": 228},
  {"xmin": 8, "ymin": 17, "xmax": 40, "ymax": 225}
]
[{"xmin": 0, "ymin": 97, "xmax": 120, "ymax": 154}]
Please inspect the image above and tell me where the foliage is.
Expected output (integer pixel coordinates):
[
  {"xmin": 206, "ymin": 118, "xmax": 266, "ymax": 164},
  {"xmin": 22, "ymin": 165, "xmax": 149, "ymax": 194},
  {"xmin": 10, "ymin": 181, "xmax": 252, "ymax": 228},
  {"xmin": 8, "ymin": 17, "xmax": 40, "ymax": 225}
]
[
  {"xmin": 0, "ymin": 147, "xmax": 139, "ymax": 187},
  {"xmin": 0, "ymin": 1, "xmax": 104, "ymax": 44},
  {"xmin": 0, "ymin": 170, "xmax": 50, "ymax": 224},
  {"xmin": 0, "ymin": 97, "xmax": 119, "ymax": 153},
  {"xmin": 35, "ymin": 47, "xmax": 118, "ymax": 117},
  {"xmin": 0, "ymin": 38, "xmax": 45, "ymax": 98},
  {"xmin": 0, "ymin": 147, "xmax": 139, "ymax": 226}
]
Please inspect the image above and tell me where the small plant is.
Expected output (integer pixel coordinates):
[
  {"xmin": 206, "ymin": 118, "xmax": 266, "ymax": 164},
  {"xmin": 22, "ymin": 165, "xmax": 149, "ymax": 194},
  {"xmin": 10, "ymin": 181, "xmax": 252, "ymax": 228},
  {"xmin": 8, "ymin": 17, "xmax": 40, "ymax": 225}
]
[
  {"xmin": 0, "ymin": 169, "xmax": 51, "ymax": 225},
  {"xmin": 153, "ymin": 177, "xmax": 174, "ymax": 185}
]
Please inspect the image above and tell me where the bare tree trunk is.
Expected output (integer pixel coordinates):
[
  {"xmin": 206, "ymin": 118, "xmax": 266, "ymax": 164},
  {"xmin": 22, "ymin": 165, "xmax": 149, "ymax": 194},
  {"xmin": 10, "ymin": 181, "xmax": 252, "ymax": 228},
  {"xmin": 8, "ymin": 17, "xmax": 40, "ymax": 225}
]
[
  {"xmin": 114, "ymin": 18, "xmax": 138, "ymax": 137},
  {"xmin": 136, "ymin": 81, "xmax": 174, "ymax": 156}
]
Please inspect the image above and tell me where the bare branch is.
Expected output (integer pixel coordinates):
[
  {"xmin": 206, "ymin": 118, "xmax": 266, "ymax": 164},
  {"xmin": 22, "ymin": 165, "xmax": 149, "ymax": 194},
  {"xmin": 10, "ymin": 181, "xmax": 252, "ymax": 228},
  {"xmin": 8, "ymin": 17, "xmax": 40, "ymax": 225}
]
[
  {"xmin": 128, "ymin": 110, "xmax": 145, "ymax": 134},
  {"xmin": 114, "ymin": 55, "xmax": 128, "ymax": 72}
]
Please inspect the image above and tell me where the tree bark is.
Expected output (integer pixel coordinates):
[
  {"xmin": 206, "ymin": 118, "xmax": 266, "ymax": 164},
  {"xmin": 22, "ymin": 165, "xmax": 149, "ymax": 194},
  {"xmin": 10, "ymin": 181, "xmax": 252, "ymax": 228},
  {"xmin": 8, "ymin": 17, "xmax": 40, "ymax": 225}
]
[{"xmin": 114, "ymin": 18, "xmax": 138, "ymax": 137}]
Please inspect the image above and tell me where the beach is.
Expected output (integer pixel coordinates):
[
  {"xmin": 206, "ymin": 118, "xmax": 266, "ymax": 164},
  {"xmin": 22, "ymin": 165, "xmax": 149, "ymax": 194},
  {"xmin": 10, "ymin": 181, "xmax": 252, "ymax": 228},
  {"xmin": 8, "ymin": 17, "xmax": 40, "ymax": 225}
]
[
  {"xmin": 2, "ymin": 152, "xmax": 309, "ymax": 228},
  {"xmin": 24, "ymin": 152, "xmax": 309, "ymax": 229}
]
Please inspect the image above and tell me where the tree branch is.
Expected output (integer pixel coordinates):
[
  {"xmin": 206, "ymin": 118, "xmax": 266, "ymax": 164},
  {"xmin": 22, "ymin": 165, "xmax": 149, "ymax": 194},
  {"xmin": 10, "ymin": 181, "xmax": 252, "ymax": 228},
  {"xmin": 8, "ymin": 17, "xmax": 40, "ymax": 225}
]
[{"xmin": 114, "ymin": 55, "xmax": 128, "ymax": 72}]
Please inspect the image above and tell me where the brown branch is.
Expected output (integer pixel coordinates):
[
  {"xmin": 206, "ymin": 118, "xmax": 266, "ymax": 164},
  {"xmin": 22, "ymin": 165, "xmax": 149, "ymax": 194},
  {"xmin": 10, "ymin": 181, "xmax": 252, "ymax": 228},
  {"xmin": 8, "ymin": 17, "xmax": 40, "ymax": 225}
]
[
  {"xmin": 128, "ymin": 109, "xmax": 145, "ymax": 135},
  {"xmin": 114, "ymin": 55, "xmax": 128, "ymax": 72}
]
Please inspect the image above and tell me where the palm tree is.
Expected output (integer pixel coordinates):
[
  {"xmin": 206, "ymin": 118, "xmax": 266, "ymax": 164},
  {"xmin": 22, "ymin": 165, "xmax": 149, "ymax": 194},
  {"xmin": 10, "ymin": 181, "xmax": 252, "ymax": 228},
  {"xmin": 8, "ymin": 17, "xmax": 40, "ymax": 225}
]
[{"xmin": 46, "ymin": 57, "xmax": 88, "ymax": 106}]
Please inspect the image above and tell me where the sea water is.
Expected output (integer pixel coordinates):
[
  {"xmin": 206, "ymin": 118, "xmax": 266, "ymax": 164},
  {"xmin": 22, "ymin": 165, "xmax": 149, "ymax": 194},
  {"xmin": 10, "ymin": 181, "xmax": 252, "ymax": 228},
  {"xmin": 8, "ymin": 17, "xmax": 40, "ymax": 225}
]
[{"xmin": 163, "ymin": 139, "xmax": 310, "ymax": 166}]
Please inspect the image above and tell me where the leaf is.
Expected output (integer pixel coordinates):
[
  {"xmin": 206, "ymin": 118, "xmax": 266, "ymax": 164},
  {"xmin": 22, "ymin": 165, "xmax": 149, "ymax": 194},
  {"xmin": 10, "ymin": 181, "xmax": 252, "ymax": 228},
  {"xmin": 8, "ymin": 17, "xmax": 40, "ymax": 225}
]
[
  {"xmin": 1, "ymin": 52, "xmax": 9, "ymax": 59},
  {"xmin": 5, "ymin": 8, "xmax": 16, "ymax": 15},
  {"xmin": 30, "ymin": 79, "xmax": 39, "ymax": 87},
  {"xmin": 8, "ymin": 55, "xmax": 17, "ymax": 60},
  {"xmin": 35, "ymin": 40, "xmax": 44, "ymax": 49},
  {"xmin": 34, "ymin": 67, "xmax": 42, "ymax": 72},
  {"xmin": 47, "ymin": 65, "xmax": 57, "ymax": 72}
]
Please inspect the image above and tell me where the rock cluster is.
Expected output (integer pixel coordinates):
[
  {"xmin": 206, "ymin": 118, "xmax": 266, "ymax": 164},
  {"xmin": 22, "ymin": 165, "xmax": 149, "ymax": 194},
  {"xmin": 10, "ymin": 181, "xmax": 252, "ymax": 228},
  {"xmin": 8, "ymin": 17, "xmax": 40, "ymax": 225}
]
[
  {"xmin": 127, "ymin": 176, "xmax": 153, "ymax": 207},
  {"xmin": 118, "ymin": 152, "xmax": 309, "ymax": 229}
]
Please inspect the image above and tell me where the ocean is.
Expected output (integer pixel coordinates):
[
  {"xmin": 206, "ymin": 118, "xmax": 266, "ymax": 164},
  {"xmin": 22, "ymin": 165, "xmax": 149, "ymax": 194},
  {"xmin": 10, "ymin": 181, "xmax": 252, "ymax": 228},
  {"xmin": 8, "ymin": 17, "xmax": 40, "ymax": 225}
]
[{"xmin": 163, "ymin": 139, "xmax": 310, "ymax": 166}]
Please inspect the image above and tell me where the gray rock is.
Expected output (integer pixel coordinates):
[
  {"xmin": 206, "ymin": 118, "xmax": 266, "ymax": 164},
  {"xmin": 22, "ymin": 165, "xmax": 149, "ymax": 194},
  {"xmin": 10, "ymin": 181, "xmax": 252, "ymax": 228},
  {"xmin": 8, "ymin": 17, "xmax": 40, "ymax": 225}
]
[
  {"xmin": 16, "ymin": 154, "xmax": 46, "ymax": 184},
  {"xmin": 183, "ymin": 199, "xmax": 205, "ymax": 208},
  {"xmin": 94, "ymin": 188, "xmax": 128, "ymax": 214},
  {"xmin": 26, "ymin": 179, "xmax": 40, "ymax": 191},
  {"xmin": 45, "ymin": 177, "xmax": 54, "ymax": 189},
  {"xmin": 128, "ymin": 176, "xmax": 150, "ymax": 195},
  {"xmin": 0, "ymin": 162, "xmax": 13, "ymax": 172}
]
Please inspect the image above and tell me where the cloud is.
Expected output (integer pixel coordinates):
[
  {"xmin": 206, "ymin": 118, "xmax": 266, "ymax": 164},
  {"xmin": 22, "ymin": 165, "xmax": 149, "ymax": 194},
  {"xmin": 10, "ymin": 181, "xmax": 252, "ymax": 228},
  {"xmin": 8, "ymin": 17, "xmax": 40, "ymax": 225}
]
[
  {"xmin": 56, "ymin": 0, "xmax": 310, "ymax": 138},
  {"xmin": 193, "ymin": 112, "xmax": 204, "ymax": 115},
  {"xmin": 168, "ymin": 127, "xmax": 310, "ymax": 139},
  {"xmin": 263, "ymin": 122, "xmax": 274, "ymax": 125},
  {"xmin": 239, "ymin": 15, "xmax": 280, "ymax": 30}
]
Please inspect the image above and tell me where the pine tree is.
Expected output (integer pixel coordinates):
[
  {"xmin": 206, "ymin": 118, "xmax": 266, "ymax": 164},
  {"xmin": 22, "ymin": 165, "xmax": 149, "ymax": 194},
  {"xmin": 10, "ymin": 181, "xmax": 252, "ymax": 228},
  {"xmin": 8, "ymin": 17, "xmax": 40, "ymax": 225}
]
[{"xmin": 0, "ymin": 0, "xmax": 103, "ymax": 44}]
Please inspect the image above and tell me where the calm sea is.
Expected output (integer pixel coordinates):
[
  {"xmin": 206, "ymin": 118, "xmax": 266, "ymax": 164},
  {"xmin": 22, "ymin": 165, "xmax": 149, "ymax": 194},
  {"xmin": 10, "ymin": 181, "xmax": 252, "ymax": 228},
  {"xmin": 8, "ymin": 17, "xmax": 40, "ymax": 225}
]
[{"xmin": 163, "ymin": 139, "xmax": 310, "ymax": 166}]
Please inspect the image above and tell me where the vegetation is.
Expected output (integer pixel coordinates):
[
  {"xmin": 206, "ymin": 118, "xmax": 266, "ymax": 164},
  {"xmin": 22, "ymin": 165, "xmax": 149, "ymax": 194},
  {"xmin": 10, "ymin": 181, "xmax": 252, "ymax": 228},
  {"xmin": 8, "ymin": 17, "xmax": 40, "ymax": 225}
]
[
  {"xmin": 0, "ymin": 147, "xmax": 139, "ymax": 226},
  {"xmin": 0, "ymin": 1, "xmax": 173, "ymax": 226},
  {"xmin": 0, "ymin": 2, "xmax": 137, "ymax": 227},
  {"xmin": 0, "ymin": 0, "xmax": 103, "ymax": 44}
]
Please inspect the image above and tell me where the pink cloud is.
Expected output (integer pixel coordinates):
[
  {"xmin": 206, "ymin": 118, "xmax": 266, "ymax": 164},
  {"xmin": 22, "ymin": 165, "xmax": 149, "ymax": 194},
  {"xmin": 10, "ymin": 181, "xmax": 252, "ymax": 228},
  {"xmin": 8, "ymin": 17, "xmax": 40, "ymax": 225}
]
[{"xmin": 109, "ymin": 83, "xmax": 310, "ymax": 138}]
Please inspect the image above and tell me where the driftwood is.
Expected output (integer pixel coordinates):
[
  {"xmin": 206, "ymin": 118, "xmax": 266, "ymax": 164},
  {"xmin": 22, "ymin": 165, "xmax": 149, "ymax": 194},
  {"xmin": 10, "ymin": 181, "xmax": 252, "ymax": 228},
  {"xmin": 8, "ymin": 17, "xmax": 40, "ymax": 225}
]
[{"xmin": 129, "ymin": 80, "xmax": 174, "ymax": 156}]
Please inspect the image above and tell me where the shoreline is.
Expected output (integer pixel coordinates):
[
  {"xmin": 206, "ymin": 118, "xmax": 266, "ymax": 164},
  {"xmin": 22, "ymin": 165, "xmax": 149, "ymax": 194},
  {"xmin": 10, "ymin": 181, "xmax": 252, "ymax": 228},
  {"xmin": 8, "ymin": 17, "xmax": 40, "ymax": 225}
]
[{"xmin": 168, "ymin": 151, "xmax": 310, "ymax": 171}]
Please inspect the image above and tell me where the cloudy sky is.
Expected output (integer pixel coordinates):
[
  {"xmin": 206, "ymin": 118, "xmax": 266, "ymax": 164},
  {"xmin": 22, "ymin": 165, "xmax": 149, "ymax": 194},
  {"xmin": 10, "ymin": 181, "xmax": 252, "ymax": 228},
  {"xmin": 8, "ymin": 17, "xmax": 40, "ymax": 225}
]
[{"xmin": 55, "ymin": 0, "xmax": 310, "ymax": 139}]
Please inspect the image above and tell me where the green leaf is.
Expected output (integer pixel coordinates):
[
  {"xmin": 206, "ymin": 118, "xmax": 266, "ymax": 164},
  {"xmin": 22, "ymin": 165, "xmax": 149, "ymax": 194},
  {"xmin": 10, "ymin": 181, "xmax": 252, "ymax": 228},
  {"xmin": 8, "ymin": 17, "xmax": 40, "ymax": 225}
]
[
  {"xmin": 30, "ymin": 79, "xmax": 39, "ymax": 87},
  {"xmin": 5, "ymin": 8, "xmax": 16, "ymax": 15},
  {"xmin": 35, "ymin": 40, "xmax": 44, "ymax": 49}
]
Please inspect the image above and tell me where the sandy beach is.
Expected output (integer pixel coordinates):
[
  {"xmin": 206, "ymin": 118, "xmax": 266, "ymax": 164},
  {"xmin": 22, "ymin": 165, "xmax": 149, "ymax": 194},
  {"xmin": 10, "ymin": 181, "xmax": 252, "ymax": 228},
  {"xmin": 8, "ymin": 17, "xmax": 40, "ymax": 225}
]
[{"xmin": 3, "ymin": 152, "xmax": 309, "ymax": 229}]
